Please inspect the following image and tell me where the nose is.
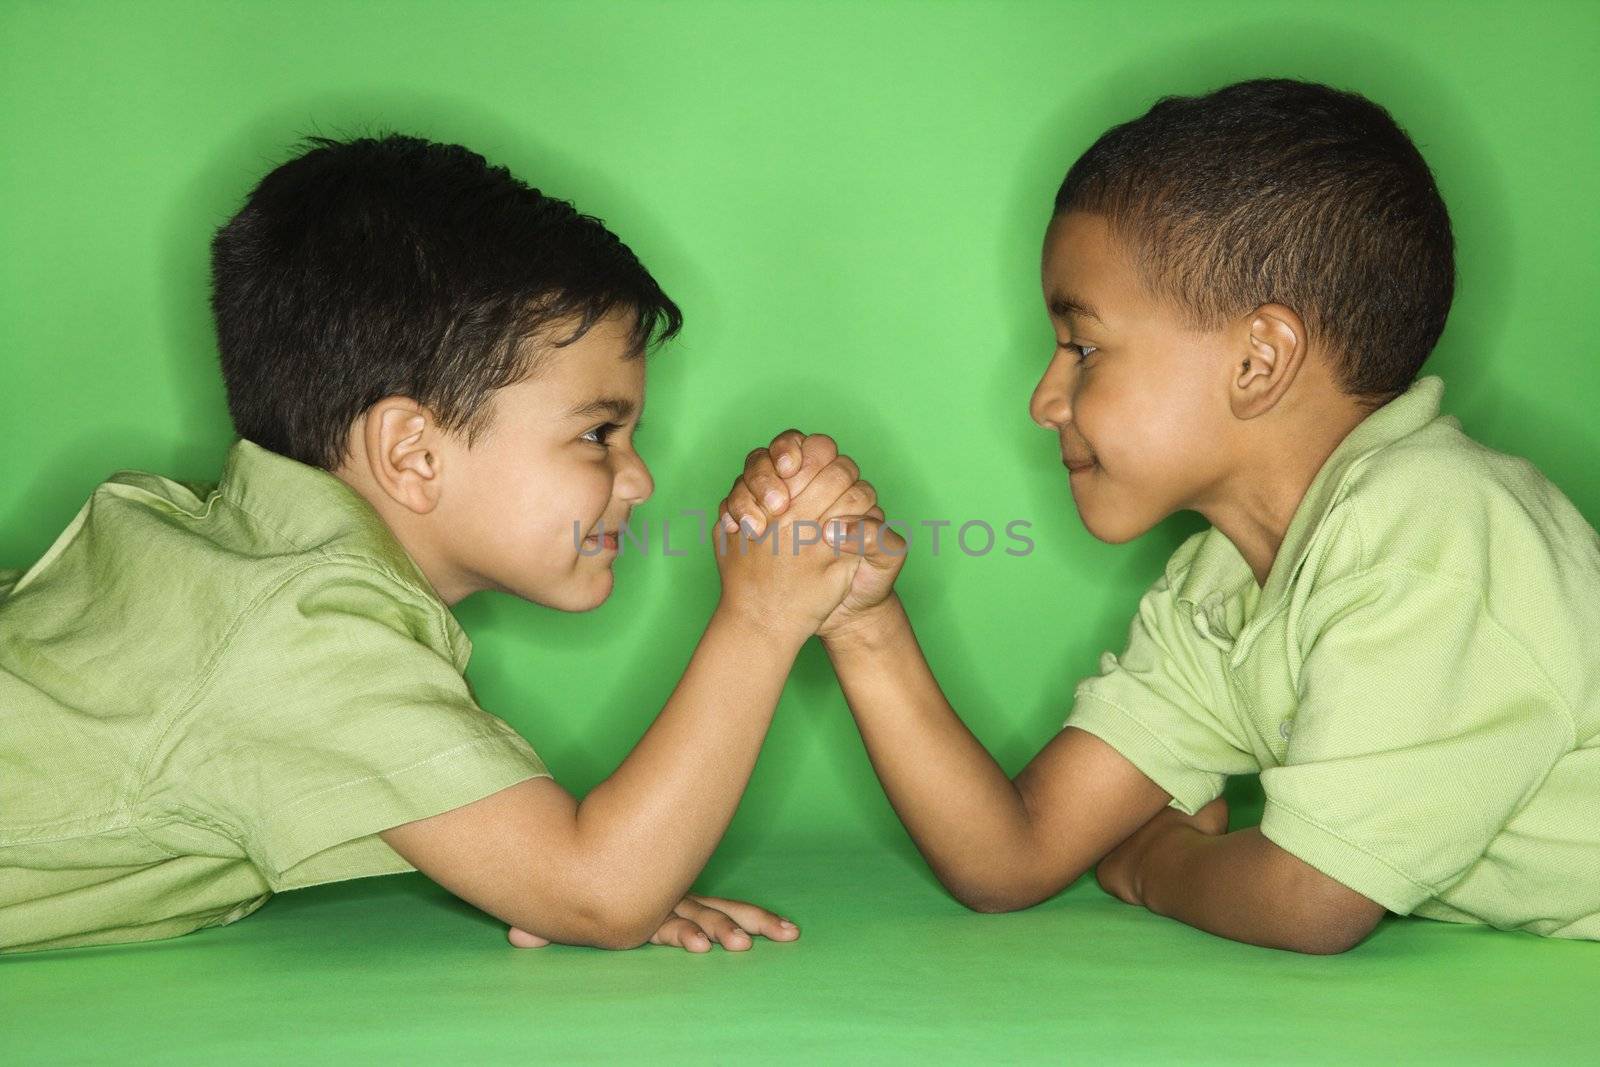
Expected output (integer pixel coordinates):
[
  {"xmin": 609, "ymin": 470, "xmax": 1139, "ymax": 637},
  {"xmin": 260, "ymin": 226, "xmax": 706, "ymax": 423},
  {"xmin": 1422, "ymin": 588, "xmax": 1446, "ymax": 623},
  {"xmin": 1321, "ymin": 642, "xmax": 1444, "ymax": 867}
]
[
  {"xmin": 1029, "ymin": 350, "xmax": 1075, "ymax": 431},
  {"xmin": 615, "ymin": 447, "xmax": 654, "ymax": 506}
]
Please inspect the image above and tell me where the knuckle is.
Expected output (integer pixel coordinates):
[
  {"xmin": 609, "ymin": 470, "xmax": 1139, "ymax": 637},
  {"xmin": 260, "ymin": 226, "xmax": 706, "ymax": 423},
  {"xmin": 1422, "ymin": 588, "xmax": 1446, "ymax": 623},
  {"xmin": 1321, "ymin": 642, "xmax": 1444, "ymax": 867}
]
[
  {"xmin": 819, "ymin": 465, "xmax": 854, "ymax": 495},
  {"xmin": 744, "ymin": 447, "xmax": 769, "ymax": 468},
  {"xmin": 841, "ymin": 486, "xmax": 872, "ymax": 510},
  {"xmin": 803, "ymin": 433, "xmax": 838, "ymax": 459}
]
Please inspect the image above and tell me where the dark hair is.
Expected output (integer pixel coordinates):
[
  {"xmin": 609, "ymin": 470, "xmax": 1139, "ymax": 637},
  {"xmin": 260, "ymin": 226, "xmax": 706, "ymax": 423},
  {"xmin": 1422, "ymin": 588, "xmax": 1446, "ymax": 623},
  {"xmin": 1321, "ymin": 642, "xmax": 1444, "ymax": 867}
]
[
  {"xmin": 1055, "ymin": 78, "xmax": 1454, "ymax": 409},
  {"xmin": 211, "ymin": 132, "xmax": 683, "ymax": 471}
]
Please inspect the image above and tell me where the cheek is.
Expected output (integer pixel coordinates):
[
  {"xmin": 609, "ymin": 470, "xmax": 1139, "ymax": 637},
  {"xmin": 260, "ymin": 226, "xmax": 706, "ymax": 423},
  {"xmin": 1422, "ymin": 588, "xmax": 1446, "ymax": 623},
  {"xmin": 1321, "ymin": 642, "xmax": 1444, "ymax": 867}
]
[
  {"xmin": 486, "ymin": 463, "xmax": 615, "ymax": 554},
  {"xmin": 1095, "ymin": 356, "xmax": 1205, "ymax": 465},
  {"xmin": 579, "ymin": 464, "xmax": 617, "ymax": 515},
  {"xmin": 1152, "ymin": 365, "xmax": 1216, "ymax": 452},
  {"xmin": 555, "ymin": 465, "xmax": 620, "ymax": 545},
  {"xmin": 1074, "ymin": 374, "xmax": 1130, "ymax": 460}
]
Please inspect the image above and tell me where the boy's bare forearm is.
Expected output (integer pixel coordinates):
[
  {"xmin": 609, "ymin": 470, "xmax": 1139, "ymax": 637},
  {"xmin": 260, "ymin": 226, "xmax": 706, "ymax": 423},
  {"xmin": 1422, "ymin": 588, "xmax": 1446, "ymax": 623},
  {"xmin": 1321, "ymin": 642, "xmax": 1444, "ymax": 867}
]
[
  {"xmin": 821, "ymin": 595, "xmax": 1057, "ymax": 908},
  {"xmin": 1137, "ymin": 826, "xmax": 1385, "ymax": 954},
  {"xmin": 569, "ymin": 601, "xmax": 804, "ymax": 937}
]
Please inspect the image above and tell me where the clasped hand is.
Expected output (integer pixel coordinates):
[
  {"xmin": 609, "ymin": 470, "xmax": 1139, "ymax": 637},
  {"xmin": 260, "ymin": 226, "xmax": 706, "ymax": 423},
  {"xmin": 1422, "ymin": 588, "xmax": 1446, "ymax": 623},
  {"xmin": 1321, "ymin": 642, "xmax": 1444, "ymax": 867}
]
[{"xmin": 714, "ymin": 429, "xmax": 908, "ymax": 642}]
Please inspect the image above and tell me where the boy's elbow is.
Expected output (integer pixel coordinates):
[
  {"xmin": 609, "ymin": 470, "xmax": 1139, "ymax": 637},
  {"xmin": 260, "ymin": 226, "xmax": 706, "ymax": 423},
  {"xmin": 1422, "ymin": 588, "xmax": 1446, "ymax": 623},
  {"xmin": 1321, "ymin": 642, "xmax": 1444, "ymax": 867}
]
[
  {"xmin": 585, "ymin": 922, "xmax": 653, "ymax": 952},
  {"xmin": 546, "ymin": 916, "xmax": 653, "ymax": 952},
  {"xmin": 575, "ymin": 902, "xmax": 662, "ymax": 951},
  {"xmin": 1281, "ymin": 922, "xmax": 1368, "ymax": 956},
  {"xmin": 1277, "ymin": 892, "xmax": 1385, "ymax": 955},
  {"xmin": 943, "ymin": 868, "xmax": 1061, "ymax": 914},
  {"xmin": 941, "ymin": 819, "xmax": 1092, "ymax": 914},
  {"xmin": 524, "ymin": 891, "xmax": 662, "ymax": 951},
  {"xmin": 959, "ymin": 893, "xmax": 1032, "ymax": 915}
]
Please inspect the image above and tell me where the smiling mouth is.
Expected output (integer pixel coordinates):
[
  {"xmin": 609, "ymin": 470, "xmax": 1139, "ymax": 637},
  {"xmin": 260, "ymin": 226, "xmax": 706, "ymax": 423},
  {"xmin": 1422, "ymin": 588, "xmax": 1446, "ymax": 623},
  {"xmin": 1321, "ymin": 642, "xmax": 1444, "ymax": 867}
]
[{"xmin": 582, "ymin": 531, "xmax": 620, "ymax": 551}]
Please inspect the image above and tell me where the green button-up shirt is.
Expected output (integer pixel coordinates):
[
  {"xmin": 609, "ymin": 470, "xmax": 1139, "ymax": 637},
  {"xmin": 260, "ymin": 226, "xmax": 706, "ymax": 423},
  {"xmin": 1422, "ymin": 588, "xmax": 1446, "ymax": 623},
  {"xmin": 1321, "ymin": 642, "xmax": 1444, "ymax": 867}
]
[
  {"xmin": 1, "ymin": 437, "xmax": 549, "ymax": 954},
  {"xmin": 1067, "ymin": 374, "xmax": 1600, "ymax": 938}
]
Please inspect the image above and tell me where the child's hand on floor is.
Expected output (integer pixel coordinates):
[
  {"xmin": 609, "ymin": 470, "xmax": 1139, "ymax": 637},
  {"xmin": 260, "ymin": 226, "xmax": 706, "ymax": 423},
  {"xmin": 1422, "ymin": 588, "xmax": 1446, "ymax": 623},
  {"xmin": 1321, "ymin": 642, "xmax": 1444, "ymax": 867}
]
[
  {"xmin": 713, "ymin": 433, "xmax": 886, "ymax": 642},
  {"xmin": 718, "ymin": 429, "xmax": 907, "ymax": 643},
  {"xmin": 506, "ymin": 894, "xmax": 800, "ymax": 952},
  {"xmin": 1094, "ymin": 796, "xmax": 1229, "ymax": 906}
]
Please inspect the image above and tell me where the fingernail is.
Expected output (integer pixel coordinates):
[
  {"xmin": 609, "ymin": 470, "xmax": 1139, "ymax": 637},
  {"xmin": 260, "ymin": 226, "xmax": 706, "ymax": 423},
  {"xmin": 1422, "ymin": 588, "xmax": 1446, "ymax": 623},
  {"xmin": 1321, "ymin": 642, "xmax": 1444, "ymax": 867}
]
[
  {"xmin": 779, "ymin": 919, "xmax": 796, "ymax": 929},
  {"xmin": 764, "ymin": 490, "xmax": 784, "ymax": 510},
  {"xmin": 723, "ymin": 514, "xmax": 737, "ymax": 533},
  {"xmin": 777, "ymin": 455, "xmax": 796, "ymax": 474}
]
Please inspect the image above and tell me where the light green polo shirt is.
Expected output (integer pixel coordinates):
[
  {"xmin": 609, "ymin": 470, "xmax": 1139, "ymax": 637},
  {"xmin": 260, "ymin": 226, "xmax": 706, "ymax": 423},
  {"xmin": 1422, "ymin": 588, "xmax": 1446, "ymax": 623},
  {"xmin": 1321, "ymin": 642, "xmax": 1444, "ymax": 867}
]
[
  {"xmin": 0, "ymin": 437, "xmax": 551, "ymax": 954},
  {"xmin": 1066, "ymin": 374, "xmax": 1600, "ymax": 939}
]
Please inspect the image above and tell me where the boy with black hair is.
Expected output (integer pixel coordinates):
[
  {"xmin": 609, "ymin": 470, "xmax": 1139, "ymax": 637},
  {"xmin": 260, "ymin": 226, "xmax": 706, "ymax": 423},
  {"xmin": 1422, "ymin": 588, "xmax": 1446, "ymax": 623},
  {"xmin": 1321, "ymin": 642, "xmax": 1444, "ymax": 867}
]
[
  {"xmin": 726, "ymin": 78, "xmax": 1600, "ymax": 952},
  {"xmin": 0, "ymin": 133, "xmax": 884, "ymax": 954}
]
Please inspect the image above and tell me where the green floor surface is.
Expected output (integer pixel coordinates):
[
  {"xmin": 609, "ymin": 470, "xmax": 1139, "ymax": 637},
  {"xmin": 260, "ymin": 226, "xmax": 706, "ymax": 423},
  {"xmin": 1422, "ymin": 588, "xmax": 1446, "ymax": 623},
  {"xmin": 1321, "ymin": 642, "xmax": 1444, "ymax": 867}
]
[{"xmin": 6, "ymin": 839, "xmax": 1597, "ymax": 1064}]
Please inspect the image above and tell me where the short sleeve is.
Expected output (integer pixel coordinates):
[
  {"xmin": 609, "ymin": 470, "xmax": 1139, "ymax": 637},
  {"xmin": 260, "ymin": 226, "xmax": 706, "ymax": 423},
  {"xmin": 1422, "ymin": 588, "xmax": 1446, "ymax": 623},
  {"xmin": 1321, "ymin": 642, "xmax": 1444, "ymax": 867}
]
[
  {"xmin": 170, "ymin": 562, "xmax": 552, "ymax": 891},
  {"xmin": 1064, "ymin": 569, "xmax": 1257, "ymax": 814},
  {"xmin": 1259, "ymin": 569, "xmax": 1571, "ymax": 914}
]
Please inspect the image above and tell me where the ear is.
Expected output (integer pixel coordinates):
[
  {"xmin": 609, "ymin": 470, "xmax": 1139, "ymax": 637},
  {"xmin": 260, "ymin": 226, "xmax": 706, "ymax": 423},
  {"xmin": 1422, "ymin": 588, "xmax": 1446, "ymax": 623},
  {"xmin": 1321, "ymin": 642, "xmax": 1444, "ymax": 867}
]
[
  {"xmin": 361, "ymin": 397, "xmax": 446, "ymax": 514},
  {"xmin": 1229, "ymin": 303, "xmax": 1306, "ymax": 419}
]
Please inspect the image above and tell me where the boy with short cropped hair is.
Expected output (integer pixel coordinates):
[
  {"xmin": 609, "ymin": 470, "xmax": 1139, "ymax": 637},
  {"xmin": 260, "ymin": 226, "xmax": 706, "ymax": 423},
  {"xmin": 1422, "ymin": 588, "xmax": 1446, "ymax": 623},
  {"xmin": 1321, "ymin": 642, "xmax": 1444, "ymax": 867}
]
[
  {"xmin": 0, "ymin": 133, "xmax": 882, "ymax": 954},
  {"xmin": 725, "ymin": 78, "xmax": 1600, "ymax": 952}
]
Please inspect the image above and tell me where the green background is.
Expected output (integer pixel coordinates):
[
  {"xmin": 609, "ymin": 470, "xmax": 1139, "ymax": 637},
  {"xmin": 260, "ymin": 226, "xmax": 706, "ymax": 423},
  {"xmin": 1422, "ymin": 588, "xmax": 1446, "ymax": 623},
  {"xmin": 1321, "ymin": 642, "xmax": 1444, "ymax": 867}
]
[{"xmin": 4, "ymin": 1, "xmax": 1598, "ymax": 1062}]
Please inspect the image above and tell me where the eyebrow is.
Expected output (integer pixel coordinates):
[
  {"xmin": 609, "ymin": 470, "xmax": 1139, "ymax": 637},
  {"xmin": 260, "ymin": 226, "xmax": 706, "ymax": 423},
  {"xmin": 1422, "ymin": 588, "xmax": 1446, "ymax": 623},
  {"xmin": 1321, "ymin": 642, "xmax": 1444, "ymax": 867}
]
[
  {"xmin": 1047, "ymin": 292, "xmax": 1106, "ymax": 325},
  {"xmin": 565, "ymin": 396, "xmax": 641, "ymax": 424}
]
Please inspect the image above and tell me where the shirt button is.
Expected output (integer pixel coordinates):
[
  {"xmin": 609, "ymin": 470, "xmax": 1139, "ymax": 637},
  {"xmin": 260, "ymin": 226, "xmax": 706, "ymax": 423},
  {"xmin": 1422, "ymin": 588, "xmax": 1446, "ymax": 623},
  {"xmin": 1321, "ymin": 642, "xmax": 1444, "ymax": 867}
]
[{"xmin": 1279, "ymin": 720, "xmax": 1294, "ymax": 741}]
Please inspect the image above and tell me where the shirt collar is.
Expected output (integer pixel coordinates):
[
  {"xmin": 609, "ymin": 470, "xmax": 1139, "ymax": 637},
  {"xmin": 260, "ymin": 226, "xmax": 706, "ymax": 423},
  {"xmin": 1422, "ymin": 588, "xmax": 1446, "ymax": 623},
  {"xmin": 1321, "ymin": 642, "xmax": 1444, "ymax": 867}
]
[
  {"xmin": 1171, "ymin": 373, "xmax": 1450, "ymax": 625},
  {"xmin": 218, "ymin": 436, "xmax": 469, "ymax": 663}
]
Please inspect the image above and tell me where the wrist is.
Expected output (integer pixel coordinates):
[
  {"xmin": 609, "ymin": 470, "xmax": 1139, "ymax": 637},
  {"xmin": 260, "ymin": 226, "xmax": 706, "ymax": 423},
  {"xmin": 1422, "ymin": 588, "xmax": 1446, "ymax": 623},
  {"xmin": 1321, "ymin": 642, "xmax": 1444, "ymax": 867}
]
[
  {"xmin": 711, "ymin": 595, "xmax": 811, "ymax": 657},
  {"xmin": 820, "ymin": 594, "xmax": 907, "ymax": 657}
]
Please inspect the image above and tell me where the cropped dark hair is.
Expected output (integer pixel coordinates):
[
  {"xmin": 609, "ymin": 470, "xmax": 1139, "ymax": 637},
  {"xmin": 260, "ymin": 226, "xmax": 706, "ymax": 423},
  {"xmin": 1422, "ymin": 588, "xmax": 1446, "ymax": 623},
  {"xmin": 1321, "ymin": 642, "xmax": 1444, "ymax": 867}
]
[
  {"xmin": 211, "ymin": 132, "xmax": 683, "ymax": 471},
  {"xmin": 1055, "ymin": 78, "xmax": 1454, "ymax": 409}
]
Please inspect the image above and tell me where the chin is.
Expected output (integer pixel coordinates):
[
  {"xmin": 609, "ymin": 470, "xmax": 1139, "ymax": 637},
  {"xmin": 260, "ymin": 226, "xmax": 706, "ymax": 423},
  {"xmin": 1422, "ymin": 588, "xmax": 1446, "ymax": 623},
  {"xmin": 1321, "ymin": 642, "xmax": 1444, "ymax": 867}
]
[
  {"xmin": 513, "ymin": 567, "xmax": 617, "ymax": 613},
  {"xmin": 1078, "ymin": 507, "xmax": 1155, "ymax": 545},
  {"xmin": 564, "ymin": 569, "xmax": 618, "ymax": 612},
  {"xmin": 581, "ymin": 575, "xmax": 617, "ymax": 609}
]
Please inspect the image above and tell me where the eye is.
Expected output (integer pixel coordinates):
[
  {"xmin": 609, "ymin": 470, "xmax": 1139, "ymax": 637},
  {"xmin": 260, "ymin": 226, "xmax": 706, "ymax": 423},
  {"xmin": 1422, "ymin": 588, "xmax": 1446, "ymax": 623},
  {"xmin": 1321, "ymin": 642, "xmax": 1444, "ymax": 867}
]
[
  {"xmin": 581, "ymin": 422, "xmax": 621, "ymax": 447},
  {"xmin": 1059, "ymin": 341, "xmax": 1097, "ymax": 363}
]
